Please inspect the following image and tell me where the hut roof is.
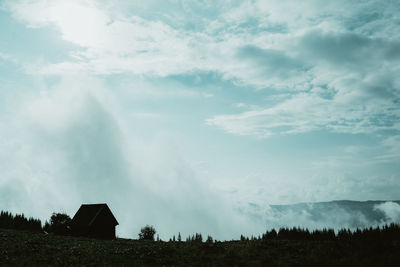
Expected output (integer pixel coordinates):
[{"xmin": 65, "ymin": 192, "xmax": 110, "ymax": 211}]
[{"xmin": 71, "ymin": 203, "xmax": 118, "ymax": 227}]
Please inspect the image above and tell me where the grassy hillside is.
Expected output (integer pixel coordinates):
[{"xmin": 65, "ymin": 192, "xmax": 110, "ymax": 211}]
[{"xmin": 1, "ymin": 229, "xmax": 399, "ymax": 266}]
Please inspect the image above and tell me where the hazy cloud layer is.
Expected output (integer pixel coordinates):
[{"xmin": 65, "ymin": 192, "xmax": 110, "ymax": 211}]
[
  {"xmin": 0, "ymin": 75, "xmax": 259, "ymax": 239},
  {"xmin": 375, "ymin": 202, "xmax": 400, "ymax": 222},
  {"xmin": 239, "ymin": 201, "xmax": 400, "ymax": 231}
]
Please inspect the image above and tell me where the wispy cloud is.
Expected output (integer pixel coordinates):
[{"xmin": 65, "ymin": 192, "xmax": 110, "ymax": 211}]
[
  {"xmin": 206, "ymin": 8, "xmax": 400, "ymax": 138},
  {"xmin": 207, "ymin": 89, "xmax": 400, "ymax": 137}
]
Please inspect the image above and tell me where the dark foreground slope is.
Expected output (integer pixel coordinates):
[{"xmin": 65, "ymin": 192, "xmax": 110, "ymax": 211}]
[{"xmin": 1, "ymin": 229, "xmax": 399, "ymax": 267}]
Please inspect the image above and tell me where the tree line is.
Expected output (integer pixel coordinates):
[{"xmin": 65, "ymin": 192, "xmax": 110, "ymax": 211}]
[
  {"xmin": 0, "ymin": 211, "xmax": 42, "ymax": 232},
  {"xmin": 239, "ymin": 224, "xmax": 400, "ymax": 242},
  {"xmin": 0, "ymin": 210, "xmax": 71, "ymax": 234},
  {"xmin": 150, "ymin": 224, "xmax": 400, "ymax": 243}
]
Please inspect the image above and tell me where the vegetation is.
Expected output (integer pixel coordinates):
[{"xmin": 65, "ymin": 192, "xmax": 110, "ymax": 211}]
[
  {"xmin": 186, "ymin": 233, "xmax": 203, "ymax": 243},
  {"xmin": 1, "ymin": 209, "xmax": 400, "ymax": 266},
  {"xmin": 0, "ymin": 210, "xmax": 41, "ymax": 232},
  {"xmin": 43, "ymin": 212, "xmax": 71, "ymax": 235},
  {"xmin": 258, "ymin": 224, "xmax": 400, "ymax": 241},
  {"xmin": 1, "ymin": 227, "xmax": 400, "ymax": 266},
  {"xmin": 138, "ymin": 224, "xmax": 156, "ymax": 241}
]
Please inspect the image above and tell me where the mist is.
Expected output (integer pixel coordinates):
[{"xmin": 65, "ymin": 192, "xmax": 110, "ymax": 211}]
[
  {"xmin": 0, "ymin": 75, "xmax": 264, "ymax": 240},
  {"xmin": 239, "ymin": 201, "xmax": 400, "ymax": 232}
]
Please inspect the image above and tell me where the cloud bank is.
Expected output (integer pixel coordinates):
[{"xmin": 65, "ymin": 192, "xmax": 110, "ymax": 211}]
[{"xmin": 240, "ymin": 201, "xmax": 400, "ymax": 231}]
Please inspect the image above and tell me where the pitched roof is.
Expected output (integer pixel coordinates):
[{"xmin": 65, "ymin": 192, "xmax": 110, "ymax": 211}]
[{"xmin": 71, "ymin": 203, "xmax": 119, "ymax": 227}]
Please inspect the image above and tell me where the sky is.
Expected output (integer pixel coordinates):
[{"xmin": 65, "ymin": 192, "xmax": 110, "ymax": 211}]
[{"xmin": 0, "ymin": 0, "xmax": 399, "ymax": 239}]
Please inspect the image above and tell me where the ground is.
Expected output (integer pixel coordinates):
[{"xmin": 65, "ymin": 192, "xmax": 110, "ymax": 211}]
[{"xmin": 1, "ymin": 229, "xmax": 399, "ymax": 266}]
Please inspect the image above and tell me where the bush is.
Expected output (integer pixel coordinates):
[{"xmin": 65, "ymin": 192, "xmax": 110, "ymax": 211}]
[{"xmin": 139, "ymin": 225, "xmax": 156, "ymax": 241}]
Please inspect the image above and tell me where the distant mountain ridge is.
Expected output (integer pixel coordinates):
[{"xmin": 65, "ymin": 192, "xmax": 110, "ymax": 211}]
[
  {"xmin": 243, "ymin": 200, "xmax": 400, "ymax": 230},
  {"xmin": 269, "ymin": 200, "xmax": 400, "ymax": 227}
]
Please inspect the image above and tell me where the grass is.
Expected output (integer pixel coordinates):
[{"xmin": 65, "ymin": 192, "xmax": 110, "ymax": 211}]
[{"xmin": 1, "ymin": 228, "xmax": 400, "ymax": 266}]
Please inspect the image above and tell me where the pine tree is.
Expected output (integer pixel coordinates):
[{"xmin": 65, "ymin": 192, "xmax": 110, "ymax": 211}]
[{"xmin": 178, "ymin": 232, "xmax": 182, "ymax": 242}]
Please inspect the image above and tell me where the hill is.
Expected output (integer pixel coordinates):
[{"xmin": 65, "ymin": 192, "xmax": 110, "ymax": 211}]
[
  {"xmin": 1, "ymin": 228, "xmax": 399, "ymax": 266},
  {"xmin": 242, "ymin": 200, "xmax": 400, "ymax": 229},
  {"xmin": 271, "ymin": 200, "xmax": 400, "ymax": 222}
]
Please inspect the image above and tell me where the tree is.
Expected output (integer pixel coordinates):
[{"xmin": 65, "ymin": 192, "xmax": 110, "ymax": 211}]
[
  {"xmin": 139, "ymin": 225, "xmax": 156, "ymax": 241},
  {"xmin": 194, "ymin": 233, "xmax": 203, "ymax": 243},
  {"xmin": 49, "ymin": 213, "xmax": 71, "ymax": 235},
  {"xmin": 177, "ymin": 232, "xmax": 182, "ymax": 242},
  {"xmin": 43, "ymin": 221, "xmax": 51, "ymax": 233}
]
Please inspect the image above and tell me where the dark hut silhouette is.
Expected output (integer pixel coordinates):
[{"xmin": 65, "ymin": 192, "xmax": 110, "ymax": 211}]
[{"xmin": 70, "ymin": 203, "xmax": 118, "ymax": 239}]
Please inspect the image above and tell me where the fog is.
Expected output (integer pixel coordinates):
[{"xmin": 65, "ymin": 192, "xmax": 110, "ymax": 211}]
[
  {"xmin": 0, "ymin": 76, "xmax": 263, "ymax": 240},
  {"xmin": 240, "ymin": 201, "xmax": 400, "ymax": 232}
]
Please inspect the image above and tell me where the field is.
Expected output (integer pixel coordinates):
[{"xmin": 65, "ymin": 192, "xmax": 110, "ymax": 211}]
[{"xmin": 1, "ymin": 228, "xmax": 399, "ymax": 266}]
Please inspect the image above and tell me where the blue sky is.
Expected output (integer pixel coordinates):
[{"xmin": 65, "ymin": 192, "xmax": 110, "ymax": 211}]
[{"xmin": 0, "ymin": 0, "xmax": 399, "ymax": 239}]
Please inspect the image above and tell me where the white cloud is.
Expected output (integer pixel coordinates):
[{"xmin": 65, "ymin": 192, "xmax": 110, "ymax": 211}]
[
  {"xmin": 8, "ymin": 0, "xmax": 397, "ymax": 137},
  {"xmin": 0, "ymin": 1, "xmax": 326, "ymax": 87},
  {"xmin": 207, "ymin": 27, "xmax": 400, "ymax": 137},
  {"xmin": 207, "ymin": 85, "xmax": 399, "ymax": 137},
  {"xmin": 7, "ymin": 0, "xmax": 400, "ymax": 92},
  {"xmin": 374, "ymin": 202, "xmax": 400, "ymax": 222},
  {"xmin": 7, "ymin": 0, "xmax": 200, "ymax": 75}
]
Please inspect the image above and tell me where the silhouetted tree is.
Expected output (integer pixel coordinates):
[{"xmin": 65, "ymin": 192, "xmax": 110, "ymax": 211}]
[
  {"xmin": 186, "ymin": 233, "xmax": 203, "ymax": 243},
  {"xmin": 43, "ymin": 220, "xmax": 51, "ymax": 233},
  {"xmin": 139, "ymin": 225, "xmax": 156, "ymax": 241},
  {"xmin": 178, "ymin": 232, "xmax": 182, "ymax": 242},
  {"xmin": 240, "ymin": 234, "xmax": 246, "ymax": 241},
  {"xmin": 195, "ymin": 233, "xmax": 203, "ymax": 243},
  {"xmin": 48, "ymin": 213, "xmax": 71, "ymax": 235},
  {"xmin": 263, "ymin": 229, "xmax": 277, "ymax": 240}
]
